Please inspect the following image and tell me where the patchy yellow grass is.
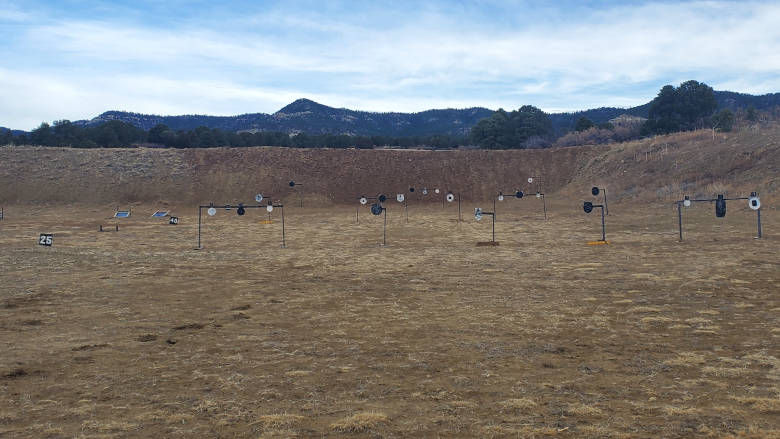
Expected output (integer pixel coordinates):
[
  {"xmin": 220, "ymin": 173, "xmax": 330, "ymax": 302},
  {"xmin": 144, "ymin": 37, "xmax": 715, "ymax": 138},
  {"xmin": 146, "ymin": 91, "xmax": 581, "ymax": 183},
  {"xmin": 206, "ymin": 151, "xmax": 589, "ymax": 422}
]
[
  {"xmin": 253, "ymin": 414, "xmax": 305, "ymax": 429},
  {"xmin": 498, "ymin": 398, "xmax": 537, "ymax": 411},
  {"xmin": 330, "ymin": 412, "xmax": 389, "ymax": 432}
]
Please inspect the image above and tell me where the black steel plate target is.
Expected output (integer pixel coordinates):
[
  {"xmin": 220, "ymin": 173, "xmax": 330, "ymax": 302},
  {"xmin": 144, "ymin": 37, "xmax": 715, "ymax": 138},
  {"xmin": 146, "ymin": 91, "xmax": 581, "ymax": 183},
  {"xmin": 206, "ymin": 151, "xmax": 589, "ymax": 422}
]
[
  {"xmin": 584, "ymin": 201, "xmax": 593, "ymax": 213},
  {"xmin": 371, "ymin": 203, "xmax": 383, "ymax": 215},
  {"xmin": 592, "ymin": 186, "xmax": 600, "ymax": 196}
]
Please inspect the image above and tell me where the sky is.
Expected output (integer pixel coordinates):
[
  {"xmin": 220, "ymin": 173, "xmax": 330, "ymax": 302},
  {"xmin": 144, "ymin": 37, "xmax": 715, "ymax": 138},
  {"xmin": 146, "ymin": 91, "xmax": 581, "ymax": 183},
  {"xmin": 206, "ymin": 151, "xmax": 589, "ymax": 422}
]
[{"xmin": 1, "ymin": 0, "xmax": 779, "ymax": 130}]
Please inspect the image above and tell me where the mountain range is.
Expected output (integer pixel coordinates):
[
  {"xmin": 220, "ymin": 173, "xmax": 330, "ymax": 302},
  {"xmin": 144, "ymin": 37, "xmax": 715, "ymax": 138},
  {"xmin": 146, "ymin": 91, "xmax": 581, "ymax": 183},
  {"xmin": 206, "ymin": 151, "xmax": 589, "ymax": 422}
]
[{"xmin": 5, "ymin": 90, "xmax": 779, "ymax": 138}]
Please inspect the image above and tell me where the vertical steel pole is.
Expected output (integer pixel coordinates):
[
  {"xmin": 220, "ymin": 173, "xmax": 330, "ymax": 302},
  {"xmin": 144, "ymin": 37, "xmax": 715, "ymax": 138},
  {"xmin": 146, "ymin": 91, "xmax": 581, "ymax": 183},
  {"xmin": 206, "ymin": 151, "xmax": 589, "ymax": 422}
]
[
  {"xmin": 493, "ymin": 196, "xmax": 496, "ymax": 216},
  {"xmin": 542, "ymin": 195, "xmax": 547, "ymax": 220},
  {"xmin": 383, "ymin": 207, "xmax": 387, "ymax": 246},
  {"xmin": 458, "ymin": 194, "xmax": 462, "ymax": 222},
  {"xmin": 757, "ymin": 209, "xmax": 762, "ymax": 239},
  {"xmin": 197, "ymin": 206, "xmax": 202, "ymax": 249},
  {"xmin": 601, "ymin": 206, "xmax": 606, "ymax": 241},
  {"xmin": 281, "ymin": 205, "xmax": 286, "ymax": 248},
  {"xmin": 603, "ymin": 189, "xmax": 609, "ymax": 216},
  {"xmin": 678, "ymin": 202, "xmax": 683, "ymax": 241},
  {"xmin": 356, "ymin": 205, "xmax": 359, "ymax": 224},
  {"xmin": 405, "ymin": 201, "xmax": 408, "ymax": 223},
  {"xmin": 492, "ymin": 213, "xmax": 496, "ymax": 242}
]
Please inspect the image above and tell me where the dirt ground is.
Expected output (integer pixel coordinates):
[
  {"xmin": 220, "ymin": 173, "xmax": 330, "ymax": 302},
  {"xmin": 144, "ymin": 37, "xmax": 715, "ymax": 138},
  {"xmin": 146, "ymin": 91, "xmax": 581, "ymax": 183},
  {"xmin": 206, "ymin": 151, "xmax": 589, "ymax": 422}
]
[{"xmin": 0, "ymin": 199, "xmax": 777, "ymax": 438}]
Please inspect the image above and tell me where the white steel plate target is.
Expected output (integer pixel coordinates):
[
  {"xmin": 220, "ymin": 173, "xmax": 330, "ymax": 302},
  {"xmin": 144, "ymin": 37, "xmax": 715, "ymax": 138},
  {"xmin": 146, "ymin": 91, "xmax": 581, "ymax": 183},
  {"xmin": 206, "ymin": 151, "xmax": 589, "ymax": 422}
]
[
  {"xmin": 446, "ymin": 193, "xmax": 455, "ymax": 202},
  {"xmin": 528, "ymin": 177, "xmax": 534, "ymax": 183},
  {"xmin": 207, "ymin": 207, "xmax": 217, "ymax": 216},
  {"xmin": 255, "ymin": 194, "xmax": 263, "ymax": 203},
  {"xmin": 360, "ymin": 197, "xmax": 367, "ymax": 205},
  {"xmin": 749, "ymin": 196, "xmax": 761, "ymax": 210},
  {"xmin": 397, "ymin": 193, "xmax": 405, "ymax": 202},
  {"xmin": 266, "ymin": 205, "xmax": 274, "ymax": 212}
]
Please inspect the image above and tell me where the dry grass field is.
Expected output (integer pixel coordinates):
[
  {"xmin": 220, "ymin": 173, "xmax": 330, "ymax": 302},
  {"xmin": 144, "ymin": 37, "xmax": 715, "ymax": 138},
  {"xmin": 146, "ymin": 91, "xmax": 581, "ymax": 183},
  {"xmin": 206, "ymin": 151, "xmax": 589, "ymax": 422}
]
[{"xmin": 1, "ymin": 198, "xmax": 778, "ymax": 438}]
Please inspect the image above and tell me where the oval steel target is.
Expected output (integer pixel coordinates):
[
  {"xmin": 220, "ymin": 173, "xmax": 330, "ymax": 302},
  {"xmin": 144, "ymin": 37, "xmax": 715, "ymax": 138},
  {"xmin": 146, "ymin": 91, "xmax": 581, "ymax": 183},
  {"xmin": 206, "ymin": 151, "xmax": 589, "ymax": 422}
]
[
  {"xmin": 378, "ymin": 194, "xmax": 387, "ymax": 203},
  {"xmin": 749, "ymin": 196, "xmax": 761, "ymax": 210},
  {"xmin": 289, "ymin": 181, "xmax": 295, "ymax": 187},
  {"xmin": 446, "ymin": 193, "xmax": 454, "ymax": 202},
  {"xmin": 266, "ymin": 204, "xmax": 274, "ymax": 213},
  {"xmin": 255, "ymin": 194, "xmax": 264, "ymax": 203},
  {"xmin": 591, "ymin": 186, "xmax": 600, "ymax": 196},
  {"xmin": 515, "ymin": 191, "xmax": 524, "ymax": 199},
  {"xmin": 371, "ymin": 203, "xmax": 383, "ymax": 215},
  {"xmin": 397, "ymin": 193, "xmax": 405, "ymax": 203},
  {"xmin": 360, "ymin": 196, "xmax": 367, "ymax": 205},
  {"xmin": 207, "ymin": 207, "xmax": 217, "ymax": 216}
]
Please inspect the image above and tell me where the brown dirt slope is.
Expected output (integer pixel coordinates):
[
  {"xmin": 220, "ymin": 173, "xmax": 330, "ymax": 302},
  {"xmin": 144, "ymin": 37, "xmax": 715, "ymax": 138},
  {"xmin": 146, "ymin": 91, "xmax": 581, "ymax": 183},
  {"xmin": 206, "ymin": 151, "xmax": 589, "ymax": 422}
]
[{"xmin": 1, "ymin": 125, "xmax": 778, "ymax": 206}]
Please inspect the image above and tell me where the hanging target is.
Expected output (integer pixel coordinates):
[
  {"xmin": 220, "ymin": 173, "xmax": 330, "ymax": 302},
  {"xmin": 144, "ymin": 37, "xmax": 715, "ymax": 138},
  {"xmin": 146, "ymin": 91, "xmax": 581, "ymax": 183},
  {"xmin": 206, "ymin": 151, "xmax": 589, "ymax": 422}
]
[
  {"xmin": 378, "ymin": 194, "xmax": 387, "ymax": 203},
  {"xmin": 237, "ymin": 204, "xmax": 245, "ymax": 216},
  {"xmin": 583, "ymin": 201, "xmax": 594, "ymax": 213},
  {"xmin": 446, "ymin": 192, "xmax": 455, "ymax": 203},
  {"xmin": 528, "ymin": 177, "xmax": 534, "ymax": 183},
  {"xmin": 683, "ymin": 196, "xmax": 691, "ymax": 207},
  {"xmin": 371, "ymin": 203, "xmax": 383, "ymax": 215},
  {"xmin": 592, "ymin": 186, "xmax": 600, "ymax": 196},
  {"xmin": 255, "ymin": 194, "xmax": 264, "ymax": 203},
  {"xmin": 474, "ymin": 208, "xmax": 483, "ymax": 221},
  {"xmin": 498, "ymin": 192, "xmax": 504, "ymax": 201},
  {"xmin": 423, "ymin": 188, "xmax": 428, "ymax": 195},
  {"xmin": 360, "ymin": 196, "xmax": 368, "ymax": 205},
  {"xmin": 289, "ymin": 181, "xmax": 296, "ymax": 187},
  {"xmin": 409, "ymin": 187, "xmax": 415, "ymax": 193},
  {"xmin": 515, "ymin": 191, "xmax": 524, "ymax": 199},
  {"xmin": 715, "ymin": 195, "xmax": 726, "ymax": 218},
  {"xmin": 207, "ymin": 207, "xmax": 217, "ymax": 216},
  {"xmin": 748, "ymin": 193, "xmax": 761, "ymax": 210},
  {"xmin": 435, "ymin": 188, "xmax": 440, "ymax": 194},
  {"xmin": 267, "ymin": 204, "xmax": 274, "ymax": 213},
  {"xmin": 397, "ymin": 193, "xmax": 405, "ymax": 203},
  {"xmin": 536, "ymin": 192, "xmax": 541, "ymax": 198}
]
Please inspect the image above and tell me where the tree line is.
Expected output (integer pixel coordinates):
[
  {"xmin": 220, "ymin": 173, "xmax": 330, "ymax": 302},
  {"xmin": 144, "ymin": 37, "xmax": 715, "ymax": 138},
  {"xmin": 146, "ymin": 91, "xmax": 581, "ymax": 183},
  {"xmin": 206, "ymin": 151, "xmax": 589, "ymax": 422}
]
[
  {"xmin": 0, "ymin": 80, "xmax": 765, "ymax": 150},
  {"xmin": 1, "ymin": 121, "xmax": 469, "ymax": 149}
]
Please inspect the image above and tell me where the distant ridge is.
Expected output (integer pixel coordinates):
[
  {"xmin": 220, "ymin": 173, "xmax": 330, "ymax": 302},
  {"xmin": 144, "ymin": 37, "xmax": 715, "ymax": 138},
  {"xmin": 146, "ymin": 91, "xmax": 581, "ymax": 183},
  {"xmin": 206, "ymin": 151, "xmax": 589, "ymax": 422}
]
[{"xmin": 53, "ymin": 90, "xmax": 780, "ymax": 137}]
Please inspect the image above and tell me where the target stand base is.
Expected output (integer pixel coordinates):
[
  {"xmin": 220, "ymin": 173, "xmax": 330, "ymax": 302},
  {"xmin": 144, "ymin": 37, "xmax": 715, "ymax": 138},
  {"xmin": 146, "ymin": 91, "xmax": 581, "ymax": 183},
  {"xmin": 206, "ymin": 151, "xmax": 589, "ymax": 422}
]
[
  {"xmin": 261, "ymin": 220, "xmax": 274, "ymax": 224},
  {"xmin": 587, "ymin": 240, "xmax": 610, "ymax": 245},
  {"xmin": 476, "ymin": 241, "xmax": 500, "ymax": 246}
]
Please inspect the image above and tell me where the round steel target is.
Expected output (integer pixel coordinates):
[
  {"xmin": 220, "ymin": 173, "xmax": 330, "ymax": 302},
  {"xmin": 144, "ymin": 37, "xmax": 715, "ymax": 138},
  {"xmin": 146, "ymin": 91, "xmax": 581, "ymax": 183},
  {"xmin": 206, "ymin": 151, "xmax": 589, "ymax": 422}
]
[
  {"xmin": 591, "ymin": 186, "xmax": 600, "ymax": 196},
  {"xmin": 583, "ymin": 201, "xmax": 593, "ymax": 213},
  {"xmin": 359, "ymin": 197, "xmax": 367, "ymax": 205},
  {"xmin": 207, "ymin": 207, "xmax": 217, "ymax": 216},
  {"xmin": 371, "ymin": 203, "xmax": 383, "ymax": 215}
]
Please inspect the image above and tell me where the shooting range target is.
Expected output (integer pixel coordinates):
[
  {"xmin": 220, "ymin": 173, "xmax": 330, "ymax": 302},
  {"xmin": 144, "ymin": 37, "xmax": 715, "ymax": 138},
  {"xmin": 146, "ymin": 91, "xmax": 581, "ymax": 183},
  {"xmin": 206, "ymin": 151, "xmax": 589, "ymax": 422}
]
[
  {"xmin": 409, "ymin": 187, "xmax": 415, "ymax": 193},
  {"xmin": 397, "ymin": 193, "xmax": 405, "ymax": 202},
  {"xmin": 435, "ymin": 188, "xmax": 440, "ymax": 194},
  {"xmin": 683, "ymin": 196, "xmax": 692, "ymax": 207},
  {"xmin": 423, "ymin": 188, "xmax": 428, "ymax": 195},
  {"xmin": 474, "ymin": 208, "xmax": 483, "ymax": 221},
  {"xmin": 266, "ymin": 204, "xmax": 274, "ymax": 213},
  {"xmin": 583, "ymin": 201, "xmax": 594, "ymax": 213},
  {"xmin": 371, "ymin": 203, "xmax": 383, "ymax": 215},
  {"xmin": 515, "ymin": 191, "xmax": 524, "ymax": 199},
  {"xmin": 446, "ymin": 192, "xmax": 455, "ymax": 203},
  {"xmin": 536, "ymin": 193, "xmax": 541, "ymax": 198},
  {"xmin": 289, "ymin": 181, "xmax": 296, "ymax": 187},
  {"xmin": 207, "ymin": 207, "xmax": 217, "ymax": 216},
  {"xmin": 237, "ymin": 204, "xmax": 246, "ymax": 216},
  {"xmin": 528, "ymin": 177, "xmax": 534, "ymax": 183},
  {"xmin": 498, "ymin": 193, "xmax": 504, "ymax": 201},
  {"xmin": 378, "ymin": 194, "xmax": 387, "ymax": 203},
  {"xmin": 749, "ymin": 195, "xmax": 761, "ymax": 210},
  {"xmin": 255, "ymin": 194, "xmax": 264, "ymax": 203},
  {"xmin": 592, "ymin": 186, "xmax": 600, "ymax": 196},
  {"xmin": 360, "ymin": 196, "xmax": 368, "ymax": 205}
]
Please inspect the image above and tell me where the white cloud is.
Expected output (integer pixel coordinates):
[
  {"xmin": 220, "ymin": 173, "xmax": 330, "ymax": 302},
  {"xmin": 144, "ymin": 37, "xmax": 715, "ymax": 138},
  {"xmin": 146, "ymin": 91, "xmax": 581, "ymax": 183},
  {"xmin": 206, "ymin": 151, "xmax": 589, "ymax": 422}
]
[{"xmin": 1, "ymin": 1, "xmax": 779, "ymax": 128}]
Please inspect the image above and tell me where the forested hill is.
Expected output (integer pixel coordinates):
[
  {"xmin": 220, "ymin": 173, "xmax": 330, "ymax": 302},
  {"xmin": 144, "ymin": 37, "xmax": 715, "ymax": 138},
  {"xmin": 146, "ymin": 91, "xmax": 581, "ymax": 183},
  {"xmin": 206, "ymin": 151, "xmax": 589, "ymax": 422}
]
[
  {"xmin": 78, "ymin": 100, "xmax": 494, "ymax": 137},
  {"xmin": 69, "ymin": 91, "xmax": 780, "ymax": 137}
]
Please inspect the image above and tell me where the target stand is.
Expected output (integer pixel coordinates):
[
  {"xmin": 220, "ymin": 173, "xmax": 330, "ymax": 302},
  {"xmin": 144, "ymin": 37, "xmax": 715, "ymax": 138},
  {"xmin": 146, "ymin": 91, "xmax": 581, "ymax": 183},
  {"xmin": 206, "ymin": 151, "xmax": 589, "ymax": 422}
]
[
  {"xmin": 676, "ymin": 192, "xmax": 762, "ymax": 241},
  {"xmin": 99, "ymin": 224, "xmax": 120, "ymax": 232},
  {"xmin": 527, "ymin": 177, "xmax": 548, "ymax": 220},
  {"xmin": 474, "ymin": 208, "xmax": 498, "ymax": 245},
  {"xmin": 583, "ymin": 201, "xmax": 607, "ymax": 243},
  {"xmin": 197, "ymin": 195, "xmax": 286, "ymax": 249}
]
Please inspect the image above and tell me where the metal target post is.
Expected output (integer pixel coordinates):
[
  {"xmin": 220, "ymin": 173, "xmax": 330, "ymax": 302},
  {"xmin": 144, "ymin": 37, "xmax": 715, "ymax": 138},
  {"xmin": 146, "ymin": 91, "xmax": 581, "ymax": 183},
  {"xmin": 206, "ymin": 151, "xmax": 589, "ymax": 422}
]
[
  {"xmin": 676, "ymin": 193, "xmax": 762, "ymax": 241},
  {"xmin": 583, "ymin": 202, "xmax": 606, "ymax": 242},
  {"xmin": 197, "ymin": 199, "xmax": 286, "ymax": 249},
  {"xmin": 592, "ymin": 186, "xmax": 608, "ymax": 215}
]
